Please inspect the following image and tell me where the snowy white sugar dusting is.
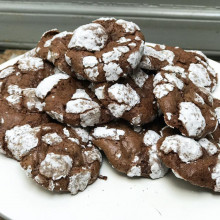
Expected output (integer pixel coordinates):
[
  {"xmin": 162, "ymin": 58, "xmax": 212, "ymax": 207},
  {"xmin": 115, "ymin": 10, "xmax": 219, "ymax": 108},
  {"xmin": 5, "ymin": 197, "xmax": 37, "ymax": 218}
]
[
  {"xmin": 160, "ymin": 135, "xmax": 203, "ymax": 163},
  {"xmin": 178, "ymin": 102, "xmax": 206, "ymax": 137},
  {"xmin": 153, "ymin": 83, "xmax": 174, "ymax": 99},
  {"xmin": 68, "ymin": 23, "xmax": 108, "ymax": 51},
  {"xmin": 68, "ymin": 171, "xmax": 91, "ymax": 195},
  {"xmin": 92, "ymin": 126, "xmax": 125, "ymax": 140},
  {"xmin": 131, "ymin": 69, "xmax": 149, "ymax": 88},
  {"xmin": 116, "ymin": 19, "xmax": 140, "ymax": 33},
  {"xmin": 39, "ymin": 153, "xmax": 73, "ymax": 180},
  {"xmin": 42, "ymin": 133, "xmax": 63, "ymax": 145},
  {"xmin": 0, "ymin": 66, "xmax": 15, "ymax": 79},
  {"xmin": 18, "ymin": 57, "xmax": 44, "ymax": 71},
  {"xmin": 36, "ymin": 73, "xmax": 69, "ymax": 99},
  {"xmin": 107, "ymin": 83, "xmax": 140, "ymax": 117},
  {"xmin": 5, "ymin": 125, "xmax": 40, "ymax": 160}
]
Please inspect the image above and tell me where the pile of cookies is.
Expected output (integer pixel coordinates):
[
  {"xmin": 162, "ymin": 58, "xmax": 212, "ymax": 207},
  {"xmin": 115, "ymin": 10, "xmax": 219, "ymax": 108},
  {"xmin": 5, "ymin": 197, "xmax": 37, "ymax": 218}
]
[{"xmin": 0, "ymin": 17, "xmax": 219, "ymax": 194}]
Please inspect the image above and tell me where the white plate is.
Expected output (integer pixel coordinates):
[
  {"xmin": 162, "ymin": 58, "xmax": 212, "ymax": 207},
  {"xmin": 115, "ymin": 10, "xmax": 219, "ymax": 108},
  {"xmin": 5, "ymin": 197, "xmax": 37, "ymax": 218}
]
[{"xmin": 0, "ymin": 56, "xmax": 220, "ymax": 220}]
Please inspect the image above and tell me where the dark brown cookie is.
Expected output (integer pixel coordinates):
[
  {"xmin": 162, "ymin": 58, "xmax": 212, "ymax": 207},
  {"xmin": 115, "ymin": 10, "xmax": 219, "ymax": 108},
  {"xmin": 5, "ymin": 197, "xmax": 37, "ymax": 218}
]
[
  {"xmin": 140, "ymin": 43, "xmax": 218, "ymax": 92},
  {"xmin": 153, "ymin": 70, "xmax": 218, "ymax": 138},
  {"xmin": 158, "ymin": 127, "xmax": 220, "ymax": 192},
  {"xmin": 91, "ymin": 119, "xmax": 168, "ymax": 179},
  {"xmin": 35, "ymin": 73, "xmax": 112, "ymax": 127},
  {"xmin": 92, "ymin": 68, "xmax": 158, "ymax": 126},
  {"xmin": 37, "ymin": 18, "xmax": 145, "ymax": 82},
  {"xmin": 20, "ymin": 123, "xmax": 102, "ymax": 194},
  {"xmin": 0, "ymin": 100, "xmax": 51, "ymax": 160},
  {"xmin": 0, "ymin": 51, "xmax": 55, "ymax": 113}
]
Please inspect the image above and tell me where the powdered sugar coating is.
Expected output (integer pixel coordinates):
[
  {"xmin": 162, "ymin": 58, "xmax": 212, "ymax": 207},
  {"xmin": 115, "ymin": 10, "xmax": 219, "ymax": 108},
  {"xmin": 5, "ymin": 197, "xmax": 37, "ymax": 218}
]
[
  {"xmin": 143, "ymin": 130, "xmax": 160, "ymax": 146},
  {"xmin": 39, "ymin": 153, "xmax": 73, "ymax": 180},
  {"xmin": 92, "ymin": 126, "xmax": 125, "ymax": 140},
  {"xmin": 80, "ymin": 108, "xmax": 101, "ymax": 127},
  {"xmin": 94, "ymin": 85, "xmax": 105, "ymax": 99},
  {"xmin": 164, "ymin": 73, "xmax": 184, "ymax": 90},
  {"xmin": 66, "ymin": 99, "xmax": 99, "ymax": 114},
  {"xmin": 127, "ymin": 165, "xmax": 141, "ymax": 177},
  {"xmin": 42, "ymin": 133, "xmax": 63, "ymax": 145},
  {"xmin": 102, "ymin": 46, "xmax": 129, "ymax": 64},
  {"xmin": 162, "ymin": 65, "xmax": 186, "ymax": 78},
  {"xmin": 6, "ymin": 84, "xmax": 22, "ymax": 105},
  {"xmin": 194, "ymin": 93, "xmax": 205, "ymax": 105},
  {"xmin": 36, "ymin": 73, "xmax": 69, "ymax": 99},
  {"xmin": 153, "ymin": 83, "xmax": 174, "ymax": 99},
  {"xmin": 0, "ymin": 66, "xmax": 15, "ymax": 79},
  {"xmin": 83, "ymin": 56, "xmax": 98, "ymax": 68},
  {"xmin": 127, "ymin": 41, "xmax": 144, "ymax": 69},
  {"xmin": 166, "ymin": 113, "xmax": 172, "ymax": 120},
  {"xmin": 44, "ymin": 31, "xmax": 72, "ymax": 47},
  {"xmin": 68, "ymin": 23, "xmax": 108, "ymax": 51},
  {"xmin": 22, "ymin": 88, "xmax": 45, "ymax": 111},
  {"xmin": 84, "ymin": 66, "xmax": 100, "ymax": 81},
  {"xmin": 215, "ymin": 107, "xmax": 220, "ymax": 124},
  {"xmin": 47, "ymin": 111, "xmax": 64, "ymax": 123},
  {"xmin": 65, "ymin": 89, "xmax": 101, "ymax": 126},
  {"xmin": 198, "ymin": 138, "xmax": 218, "ymax": 156},
  {"xmin": 116, "ymin": 19, "xmax": 140, "ymax": 33},
  {"xmin": 144, "ymin": 43, "xmax": 175, "ymax": 65},
  {"xmin": 68, "ymin": 171, "xmax": 91, "ymax": 195},
  {"xmin": 72, "ymin": 127, "xmax": 90, "ymax": 143},
  {"xmin": 103, "ymin": 62, "xmax": 123, "ymax": 81},
  {"xmin": 131, "ymin": 69, "xmax": 149, "ymax": 88},
  {"xmin": 143, "ymin": 130, "xmax": 168, "ymax": 179},
  {"xmin": 188, "ymin": 63, "xmax": 212, "ymax": 91},
  {"xmin": 71, "ymin": 89, "xmax": 91, "ymax": 100},
  {"xmin": 160, "ymin": 135, "xmax": 203, "ymax": 163},
  {"xmin": 107, "ymin": 83, "xmax": 140, "ymax": 117},
  {"xmin": 18, "ymin": 57, "xmax": 44, "ymax": 71},
  {"xmin": 5, "ymin": 125, "xmax": 40, "ymax": 160},
  {"xmin": 178, "ymin": 102, "xmax": 206, "ymax": 137},
  {"xmin": 84, "ymin": 147, "xmax": 102, "ymax": 163}
]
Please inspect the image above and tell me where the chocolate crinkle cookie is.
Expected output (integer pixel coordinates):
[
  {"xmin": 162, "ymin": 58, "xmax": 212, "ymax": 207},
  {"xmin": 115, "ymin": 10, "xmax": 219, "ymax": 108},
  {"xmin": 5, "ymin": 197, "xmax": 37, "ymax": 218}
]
[
  {"xmin": 0, "ymin": 100, "xmax": 51, "ymax": 160},
  {"xmin": 0, "ymin": 51, "xmax": 55, "ymax": 113},
  {"xmin": 158, "ymin": 126, "xmax": 220, "ymax": 192},
  {"xmin": 91, "ymin": 119, "xmax": 168, "ymax": 179},
  {"xmin": 20, "ymin": 123, "xmax": 102, "ymax": 194},
  {"xmin": 153, "ymin": 69, "xmax": 218, "ymax": 138},
  {"xmin": 92, "ymin": 68, "xmax": 158, "ymax": 126},
  {"xmin": 35, "ymin": 73, "xmax": 112, "ymax": 127},
  {"xmin": 140, "ymin": 42, "xmax": 218, "ymax": 92},
  {"xmin": 36, "ymin": 17, "xmax": 145, "ymax": 82}
]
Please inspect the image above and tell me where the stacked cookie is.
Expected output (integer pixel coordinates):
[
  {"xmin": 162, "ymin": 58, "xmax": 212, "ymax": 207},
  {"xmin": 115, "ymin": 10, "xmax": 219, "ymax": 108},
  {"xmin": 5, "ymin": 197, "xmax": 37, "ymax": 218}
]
[{"xmin": 0, "ymin": 17, "xmax": 219, "ymax": 194}]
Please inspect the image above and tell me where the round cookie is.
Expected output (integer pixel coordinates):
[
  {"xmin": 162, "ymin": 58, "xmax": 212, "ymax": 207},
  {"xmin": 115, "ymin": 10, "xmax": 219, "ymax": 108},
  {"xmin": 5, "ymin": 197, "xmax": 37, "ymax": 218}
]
[
  {"xmin": 91, "ymin": 119, "xmax": 168, "ymax": 179},
  {"xmin": 92, "ymin": 68, "xmax": 158, "ymax": 126},
  {"xmin": 153, "ymin": 70, "xmax": 218, "ymax": 138},
  {"xmin": 158, "ymin": 127, "xmax": 220, "ymax": 192},
  {"xmin": 140, "ymin": 42, "xmax": 218, "ymax": 92},
  {"xmin": 19, "ymin": 123, "xmax": 102, "ymax": 194},
  {"xmin": 37, "ymin": 17, "xmax": 145, "ymax": 82},
  {"xmin": 35, "ymin": 73, "xmax": 112, "ymax": 127},
  {"xmin": 0, "ymin": 51, "xmax": 55, "ymax": 113},
  {"xmin": 36, "ymin": 29, "xmax": 73, "ymax": 75},
  {"xmin": 0, "ymin": 100, "xmax": 51, "ymax": 160}
]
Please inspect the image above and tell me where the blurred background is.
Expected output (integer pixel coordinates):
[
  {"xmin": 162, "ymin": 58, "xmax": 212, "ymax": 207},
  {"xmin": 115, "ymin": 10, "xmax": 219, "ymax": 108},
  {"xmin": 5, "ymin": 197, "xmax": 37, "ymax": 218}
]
[{"xmin": 0, "ymin": 0, "xmax": 220, "ymax": 62}]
